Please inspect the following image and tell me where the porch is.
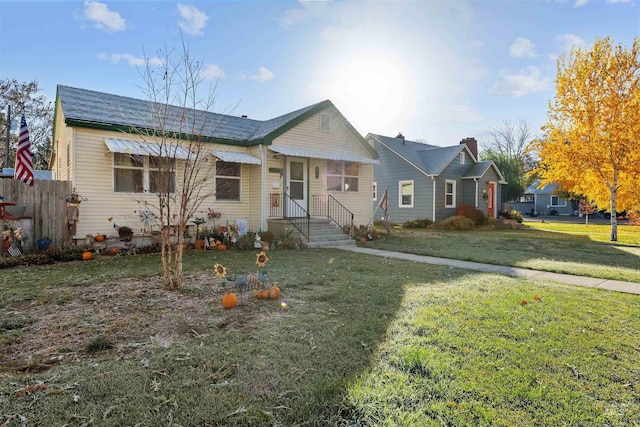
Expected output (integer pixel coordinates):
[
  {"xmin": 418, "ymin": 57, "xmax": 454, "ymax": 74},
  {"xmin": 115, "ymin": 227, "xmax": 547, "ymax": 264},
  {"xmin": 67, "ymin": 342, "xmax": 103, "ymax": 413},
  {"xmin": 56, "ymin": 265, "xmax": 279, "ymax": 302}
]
[{"xmin": 267, "ymin": 193, "xmax": 355, "ymax": 248}]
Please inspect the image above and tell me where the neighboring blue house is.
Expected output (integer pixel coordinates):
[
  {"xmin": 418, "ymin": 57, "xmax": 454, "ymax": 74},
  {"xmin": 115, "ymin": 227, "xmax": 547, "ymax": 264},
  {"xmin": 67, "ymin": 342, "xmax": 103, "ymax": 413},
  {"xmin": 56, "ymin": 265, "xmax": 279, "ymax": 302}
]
[
  {"xmin": 511, "ymin": 179, "xmax": 575, "ymax": 216},
  {"xmin": 367, "ymin": 133, "xmax": 507, "ymax": 224},
  {"xmin": 2, "ymin": 168, "xmax": 52, "ymax": 180}
]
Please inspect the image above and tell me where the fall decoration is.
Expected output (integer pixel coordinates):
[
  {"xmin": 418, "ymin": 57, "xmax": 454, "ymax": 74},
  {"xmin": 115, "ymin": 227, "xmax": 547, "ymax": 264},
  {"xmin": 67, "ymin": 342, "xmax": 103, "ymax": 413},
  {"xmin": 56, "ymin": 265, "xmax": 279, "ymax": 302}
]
[
  {"xmin": 221, "ymin": 292, "xmax": 238, "ymax": 309},
  {"xmin": 214, "ymin": 263, "xmax": 227, "ymax": 278},
  {"xmin": 109, "ymin": 247, "xmax": 120, "ymax": 255},
  {"xmin": 218, "ymin": 244, "xmax": 227, "ymax": 251},
  {"xmin": 520, "ymin": 299, "xmax": 527, "ymax": 306},
  {"xmin": 95, "ymin": 235, "xmax": 105, "ymax": 242},
  {"xmin": 256, "ymin": 251, "xmax": 269, "ymax": 267},
  {"xmin": 82, "ymin": 251, "xmax": 92, "ymax": 260},
  {"xmin": 269, "ymin": 284, "xmax": 281, "ymax": 299},
  {"xmin": 534, "ymin": 295, "xmax": 541, "ymax": 301}
]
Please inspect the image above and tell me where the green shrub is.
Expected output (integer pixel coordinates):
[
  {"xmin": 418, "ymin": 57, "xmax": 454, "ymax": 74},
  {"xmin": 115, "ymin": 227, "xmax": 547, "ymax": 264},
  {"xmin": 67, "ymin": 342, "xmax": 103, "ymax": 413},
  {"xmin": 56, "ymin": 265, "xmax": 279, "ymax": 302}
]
[
  {"xmin": 433, "ymin": 216, "xmax": 475, "ymax": 230},
  {"xmin": 402, "ymin": 218, "xmax": 433, "ymax": 229},
  {"xmin": 456, "ymin": 204, "xmax": 488, "ymax": 226}
]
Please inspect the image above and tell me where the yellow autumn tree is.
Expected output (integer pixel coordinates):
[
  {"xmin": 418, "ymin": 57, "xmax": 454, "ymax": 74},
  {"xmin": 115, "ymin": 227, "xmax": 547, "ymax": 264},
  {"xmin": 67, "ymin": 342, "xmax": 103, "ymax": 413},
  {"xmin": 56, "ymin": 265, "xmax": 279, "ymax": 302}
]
[{"xmin": 530, "ymin": 37, "xmax": 640, "ymax": 241}]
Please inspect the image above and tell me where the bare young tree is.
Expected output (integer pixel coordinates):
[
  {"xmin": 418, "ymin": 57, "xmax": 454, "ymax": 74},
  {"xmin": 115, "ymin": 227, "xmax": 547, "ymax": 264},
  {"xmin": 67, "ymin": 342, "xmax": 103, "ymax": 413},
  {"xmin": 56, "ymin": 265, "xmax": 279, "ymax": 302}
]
[
  {"xmin": 130, "ymin": 40, "xmax": 219, "ymax": 289},
  {"xmin": 482, "ymin": 119, "xmax": 537, "ymax": 174}
]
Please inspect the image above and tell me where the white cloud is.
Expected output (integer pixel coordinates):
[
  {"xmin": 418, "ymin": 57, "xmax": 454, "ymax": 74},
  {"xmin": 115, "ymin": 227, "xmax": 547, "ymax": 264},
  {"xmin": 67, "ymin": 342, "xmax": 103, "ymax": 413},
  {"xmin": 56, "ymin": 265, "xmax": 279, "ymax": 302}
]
[
  {"xmin": 98, "ymin": 53, "xmax": 163, "ymax": 67},
  {"xmin": 574, "ymin": 0, "xmax": 589, "ymax": 7},
  {"xmin": 201, "ymin": 64, "xmax": 225, "ymax": 80},
  {"xmin": 277, "ymin": 0, "xmax": 334, "ymax": 29},
  {"xmin": 250, "ymin": 67, "xmax": 274, "ymax": 82},
  {"xmin": 555, "ymin": 33, "xmax": 586, "ymax": 58},
  {"xmin": 82, "ymin": 1, "xmax": 126, "ymax": 32},
  {"xmin": 509, "ymin": 38, "xmax": 537, "ymax": 58},
  {"xmin": 177, "ymin": 3, "xmax": 208, "ymax": 36},
  {"xmin": 608, "ymin": 0, "xmax": 632, "ymax": 3},
  {"xmin": 491, "ymin": 67, "xmax": 552, "ymax": 98}
]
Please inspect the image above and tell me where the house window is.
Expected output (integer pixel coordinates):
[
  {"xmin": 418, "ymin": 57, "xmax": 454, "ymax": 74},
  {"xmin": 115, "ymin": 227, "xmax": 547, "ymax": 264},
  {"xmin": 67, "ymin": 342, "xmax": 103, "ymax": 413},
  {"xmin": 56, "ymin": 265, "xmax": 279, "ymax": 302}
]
[
  {"xmin": 399, "ymin": 180, "xmax": 414, "ymax": 207},
  {"xmin": 550, "ymin": 195, "xmax": 566, "ymax": 207},
  {"xmin": 216, "ymin": 161, "xmax": 241, "ymax": 201},
  {"xmin": 372, "ymin": 182, "xmax": 378, "ymax": 201},
  {"xmin": 114, "ymin": 153, "xmax": 175, "ymax": 193},
  {"xmin": 320, "ymin": 113, "xmax": 331, "ymax": 132},
  {"xmin": 327, "ymin": 160, "xmax": 359, "ymax": 192},
  {"xmin": 445, "ymin": 180, "xmax": 456, "ymax": 208},
  {"xmin": 460, "ymin": 152, "xmax": 465, "ymax": 164}
]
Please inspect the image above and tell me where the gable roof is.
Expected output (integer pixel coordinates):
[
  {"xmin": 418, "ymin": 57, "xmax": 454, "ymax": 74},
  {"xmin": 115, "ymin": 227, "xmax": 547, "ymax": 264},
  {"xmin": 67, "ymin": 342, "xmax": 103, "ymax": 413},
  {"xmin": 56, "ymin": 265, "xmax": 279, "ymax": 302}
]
[
  {"xmin": 524, "ymin": 179, "xmax": 558, "ymax": 195},
  {"xmin": 462, "ymin": 161, "xmax": 507, "ymax": 183},
  {"xmin": 367, "ymin": 133, "xmax": 469, "ymax": 176},
  {"xmin": 55, "ymin": 85, "xmax": 375, "ymax": 156}
]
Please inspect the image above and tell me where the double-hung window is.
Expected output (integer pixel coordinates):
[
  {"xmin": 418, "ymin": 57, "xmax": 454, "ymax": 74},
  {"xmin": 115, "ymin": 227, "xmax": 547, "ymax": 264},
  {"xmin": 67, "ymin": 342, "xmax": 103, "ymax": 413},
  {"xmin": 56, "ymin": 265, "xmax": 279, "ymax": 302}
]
[
  {"xmin": 215, "ymin": 161, "xmax": 241, "ymax": 201},
  {"xmin": 550, "ymin": 195, "xmax": 566, "ymax": 207},
  {"xmin": 113, "ymin": 153, "xmax": 175, "ymax": 193},
  {"xmin": 399, "ymin": 180, "xmax": 414, "ymax": 207},
  {"xmin": 445, "ymin": 180, "xmax": 456, "ymax": 208},
  {"xmin": 327, "ymin": 160, "xmax": 359, "ymax": 192}
]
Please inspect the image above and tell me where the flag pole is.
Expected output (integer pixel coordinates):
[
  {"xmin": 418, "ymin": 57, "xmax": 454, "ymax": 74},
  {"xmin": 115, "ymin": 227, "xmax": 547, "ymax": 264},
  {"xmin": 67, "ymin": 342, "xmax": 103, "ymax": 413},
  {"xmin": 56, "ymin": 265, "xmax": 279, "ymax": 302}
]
[{"xmin": 4, "ymin": 105, "xmax": 10, "ymax": 168}]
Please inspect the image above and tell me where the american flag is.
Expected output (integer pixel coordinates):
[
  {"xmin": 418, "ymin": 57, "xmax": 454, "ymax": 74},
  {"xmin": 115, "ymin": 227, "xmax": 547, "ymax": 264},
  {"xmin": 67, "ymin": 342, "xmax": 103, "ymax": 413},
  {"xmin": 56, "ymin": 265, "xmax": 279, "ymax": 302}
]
[{"xmin": 14, "ymin": 114, "xmax": 34, "ymax": 186}]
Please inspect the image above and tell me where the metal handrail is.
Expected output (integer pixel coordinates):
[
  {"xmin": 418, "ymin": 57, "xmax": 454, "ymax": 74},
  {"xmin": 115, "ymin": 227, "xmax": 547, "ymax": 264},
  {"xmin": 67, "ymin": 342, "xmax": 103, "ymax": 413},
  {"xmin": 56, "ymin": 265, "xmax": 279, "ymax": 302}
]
[
  {"xmin": 310, "ymin": 194, "xmax": 354, "ymax": 237},
  {"xmin": 268, "ymin": 192, "xmax": 309, "ymax": 241}
]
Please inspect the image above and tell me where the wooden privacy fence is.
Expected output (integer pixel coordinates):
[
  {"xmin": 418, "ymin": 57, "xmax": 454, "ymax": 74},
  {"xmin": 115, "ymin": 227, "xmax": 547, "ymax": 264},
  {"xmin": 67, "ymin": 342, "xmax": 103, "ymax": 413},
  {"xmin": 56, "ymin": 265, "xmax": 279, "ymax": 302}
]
[{"xmin": 1, "ymin": 178, "xmax": 71, "ymax": 252}]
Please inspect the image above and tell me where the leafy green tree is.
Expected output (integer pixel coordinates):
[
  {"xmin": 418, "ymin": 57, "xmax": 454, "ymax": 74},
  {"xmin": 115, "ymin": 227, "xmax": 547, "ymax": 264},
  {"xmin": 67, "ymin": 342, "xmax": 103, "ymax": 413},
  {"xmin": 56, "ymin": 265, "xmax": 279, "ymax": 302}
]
[{"xmin": 0, "ymin": 79, "xmax": 54, "ymax": 170}]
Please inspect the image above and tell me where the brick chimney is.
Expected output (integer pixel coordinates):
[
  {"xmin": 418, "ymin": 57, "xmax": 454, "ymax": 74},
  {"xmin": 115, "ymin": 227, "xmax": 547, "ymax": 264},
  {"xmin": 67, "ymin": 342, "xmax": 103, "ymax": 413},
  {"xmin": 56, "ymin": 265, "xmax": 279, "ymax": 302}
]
[{"xmin": 460, "ymin": 137, "xmax": 478, "ymax": 159}]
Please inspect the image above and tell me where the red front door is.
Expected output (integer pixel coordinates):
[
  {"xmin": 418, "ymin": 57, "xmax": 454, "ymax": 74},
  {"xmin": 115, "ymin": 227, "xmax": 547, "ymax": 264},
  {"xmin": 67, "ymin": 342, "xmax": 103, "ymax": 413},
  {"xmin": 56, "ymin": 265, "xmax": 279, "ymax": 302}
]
[{"xmin": 487, "ymin": 182, "xmax": 495, "ymax": 218}]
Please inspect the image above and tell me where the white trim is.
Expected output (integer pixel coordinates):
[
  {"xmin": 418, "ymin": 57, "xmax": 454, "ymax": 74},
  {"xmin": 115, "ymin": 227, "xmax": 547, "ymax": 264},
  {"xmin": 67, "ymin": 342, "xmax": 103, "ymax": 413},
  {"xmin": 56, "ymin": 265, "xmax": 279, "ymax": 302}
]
[
  {"xmin": 445, "ymin": 179, "xmax": 456, "ymax": 208},
  {"xmin": 399, "ymin": 180, "xmax": 414, "ymax": 208}
]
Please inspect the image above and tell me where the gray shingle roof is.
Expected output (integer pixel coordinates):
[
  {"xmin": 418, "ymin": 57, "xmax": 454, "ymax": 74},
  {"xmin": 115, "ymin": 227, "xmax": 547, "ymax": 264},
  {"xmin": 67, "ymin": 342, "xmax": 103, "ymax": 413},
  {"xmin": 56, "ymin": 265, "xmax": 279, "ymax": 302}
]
[
  {"xmin": 368, "ymin": 133, "xmax": 464, "ymax": 175},
  {"xmin": 462, "ymin": 161, "xmax": 492, "ymax": 178},
  {"xmin": 57, "ymin": 85, "xmax": 328, "ymax": 144}
]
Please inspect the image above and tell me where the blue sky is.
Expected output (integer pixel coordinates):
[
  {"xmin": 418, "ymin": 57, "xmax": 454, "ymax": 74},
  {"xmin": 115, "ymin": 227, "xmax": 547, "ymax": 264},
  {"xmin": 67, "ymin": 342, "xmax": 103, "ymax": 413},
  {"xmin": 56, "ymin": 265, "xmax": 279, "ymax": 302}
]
[{"xmin": 1, "ymin": 0, "xmax": 639, "ymax": 147}]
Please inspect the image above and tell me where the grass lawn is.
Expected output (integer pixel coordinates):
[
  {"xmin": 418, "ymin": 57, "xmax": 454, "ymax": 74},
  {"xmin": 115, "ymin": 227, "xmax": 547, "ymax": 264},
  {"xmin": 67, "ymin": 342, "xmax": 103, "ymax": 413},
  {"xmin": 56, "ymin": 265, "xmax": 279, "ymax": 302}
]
[
  {"xmin": 367, "ymin": 221, "xmax": 640, "ymax": 283},
  {"xmin": 1, "ymin": 249, "xmax": 639, "ymax": 426}
]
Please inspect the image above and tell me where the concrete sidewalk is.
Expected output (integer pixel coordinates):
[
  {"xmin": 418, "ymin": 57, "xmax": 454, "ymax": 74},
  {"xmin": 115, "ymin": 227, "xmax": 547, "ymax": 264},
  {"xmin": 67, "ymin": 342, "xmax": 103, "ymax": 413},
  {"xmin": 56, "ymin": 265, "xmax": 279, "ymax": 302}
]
[{"xmin": 337, "ymin": 246, "xmax": 640, "ymax": 295}]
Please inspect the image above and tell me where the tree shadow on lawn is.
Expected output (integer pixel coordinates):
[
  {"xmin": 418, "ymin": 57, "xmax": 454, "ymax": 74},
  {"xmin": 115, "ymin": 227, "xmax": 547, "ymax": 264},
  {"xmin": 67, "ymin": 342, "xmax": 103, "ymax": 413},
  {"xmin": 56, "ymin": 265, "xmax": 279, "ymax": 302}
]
[
  {"xmin": 0, "ymin": 250, "xmax": 445, "ymax": 425},
  {"xmin": 371, "ymin": 228, "xmax": 640, "ymax": 280}
]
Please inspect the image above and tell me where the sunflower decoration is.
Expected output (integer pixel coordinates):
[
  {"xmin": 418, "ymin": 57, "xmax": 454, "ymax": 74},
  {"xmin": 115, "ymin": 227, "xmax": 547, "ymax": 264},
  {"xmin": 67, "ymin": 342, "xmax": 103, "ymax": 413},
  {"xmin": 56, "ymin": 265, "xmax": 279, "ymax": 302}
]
[
  {"xmin": 255, "ymin": 251, "xmax": 269, "ymax": 267},
  {"xmin": 214, "ymin": 263, "xmax": 227, "ymax": 278}
]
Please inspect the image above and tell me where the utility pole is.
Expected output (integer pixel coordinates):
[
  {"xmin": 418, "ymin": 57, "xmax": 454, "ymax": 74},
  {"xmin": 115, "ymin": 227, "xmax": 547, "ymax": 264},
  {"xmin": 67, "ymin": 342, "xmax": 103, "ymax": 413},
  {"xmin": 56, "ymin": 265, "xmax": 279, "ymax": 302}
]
[{"xmin": 4, "ymin": 104, "xmax": 10, "ymax": 168}]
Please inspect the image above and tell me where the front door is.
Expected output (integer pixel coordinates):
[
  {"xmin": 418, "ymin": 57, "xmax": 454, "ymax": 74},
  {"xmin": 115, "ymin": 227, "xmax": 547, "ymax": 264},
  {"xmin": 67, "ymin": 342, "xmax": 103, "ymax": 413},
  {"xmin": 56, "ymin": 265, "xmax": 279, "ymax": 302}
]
[
  {"xmin": 286, "ymin": 157, "xmax": 307, "ymax": 217},
  {"xmin": 487, "ymin": 182, "xmax": 495, "ymax": 218}
]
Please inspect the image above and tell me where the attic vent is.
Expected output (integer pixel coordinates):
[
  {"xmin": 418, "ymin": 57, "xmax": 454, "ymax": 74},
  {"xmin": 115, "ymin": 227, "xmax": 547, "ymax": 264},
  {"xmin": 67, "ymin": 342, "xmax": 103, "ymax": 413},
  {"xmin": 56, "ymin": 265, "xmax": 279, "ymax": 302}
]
[{"xmin": 241, "ymin": 115, "xmax": 248, "ymax": 118}]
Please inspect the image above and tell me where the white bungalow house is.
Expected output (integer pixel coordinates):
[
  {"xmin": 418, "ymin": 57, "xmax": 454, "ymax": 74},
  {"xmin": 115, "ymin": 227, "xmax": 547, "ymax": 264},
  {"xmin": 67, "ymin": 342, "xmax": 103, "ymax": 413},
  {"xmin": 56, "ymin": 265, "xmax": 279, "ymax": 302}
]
[{"xmin": 51, "ymin": 85, "xmax": 379, "ymax": 247}]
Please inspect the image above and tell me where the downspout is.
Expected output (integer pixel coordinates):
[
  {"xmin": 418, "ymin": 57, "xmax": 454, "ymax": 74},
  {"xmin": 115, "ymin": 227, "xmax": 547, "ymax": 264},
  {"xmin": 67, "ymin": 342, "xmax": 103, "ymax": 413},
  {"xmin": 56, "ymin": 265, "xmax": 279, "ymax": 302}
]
[
  {"xmin": 431, "ymin": 176, "xmax": 436, "ymax": 223},
  {"xmin": 259, "ymin": 144, "xmax": 266, "ymax": 231},
  {"xmin": 474, "ymin": 178, "xmax": 479, "ymax": 208}
]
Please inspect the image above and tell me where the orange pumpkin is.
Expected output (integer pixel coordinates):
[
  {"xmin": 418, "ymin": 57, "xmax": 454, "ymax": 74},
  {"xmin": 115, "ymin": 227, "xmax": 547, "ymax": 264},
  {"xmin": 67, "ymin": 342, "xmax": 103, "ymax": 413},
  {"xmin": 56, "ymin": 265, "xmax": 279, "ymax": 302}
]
[
  {"xmin": 109, "ymin": 247, "xmax": 120, "ymax": 255},
  {"xmin": 256, "ymin": 289, "xmax": 269, "ymax": 300},
  {"xmin": 358, "ymin": 237, "xmax": 366, "ymax": 243},
  {"xmin": 268, "ymin": 285, "xmax": 281, "ymax": 299},
  {"xmin": 95, "ymin": 235, "xmax": 105, "ymax": 242},
  {"xmin": 221, "ymin": 292, "xmax": 238, "ymax": 309},
  {"xmin": 82, "ymin": 251, "xmax": 92, "ymax": 260},
  {"xmin": 261, "ymin": 244, "xmax": 270, "ymax": 252},
  {"xmin": 217, "ymin": 244, "xmax": 227, "ymax": 251}
]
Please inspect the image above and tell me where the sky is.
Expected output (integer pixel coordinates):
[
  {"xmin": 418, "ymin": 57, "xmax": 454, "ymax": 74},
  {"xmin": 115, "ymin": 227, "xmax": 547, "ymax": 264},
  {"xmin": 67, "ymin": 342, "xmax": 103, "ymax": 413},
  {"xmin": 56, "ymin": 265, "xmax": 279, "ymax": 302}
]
[{"xmin": 1, "ymin": 0, "xmax": 640, "ymax": 147}]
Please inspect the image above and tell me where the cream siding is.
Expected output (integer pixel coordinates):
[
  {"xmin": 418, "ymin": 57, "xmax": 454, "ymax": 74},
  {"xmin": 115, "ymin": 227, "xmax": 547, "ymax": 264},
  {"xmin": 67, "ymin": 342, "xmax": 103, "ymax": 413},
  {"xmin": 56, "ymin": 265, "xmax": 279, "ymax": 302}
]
[
  {"xmin": 270, "ymin": 108, "xmax": 375, "ymax": 226},
  {"xmin": 64, "ymin": 127, "xmax": 262, "ymax": 238}
]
